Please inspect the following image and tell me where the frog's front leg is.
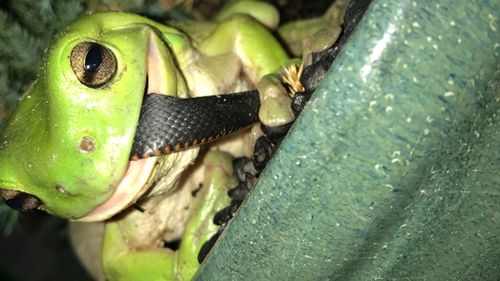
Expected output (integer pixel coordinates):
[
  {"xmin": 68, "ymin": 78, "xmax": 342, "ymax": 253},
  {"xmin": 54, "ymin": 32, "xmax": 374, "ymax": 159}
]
[
  {"xmin": 199, "ymin": 14, "xmax": 289, "ymax": 82},
  {"xmin": 102, "ymin": 151, "xmax": 235, "ymax": 281}
]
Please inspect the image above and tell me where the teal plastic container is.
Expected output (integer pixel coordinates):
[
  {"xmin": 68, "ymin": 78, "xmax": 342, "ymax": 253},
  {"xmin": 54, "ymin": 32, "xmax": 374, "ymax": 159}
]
[{"xmin": 196, "ymin": 0, "xmax": 500, "ymax": 280}]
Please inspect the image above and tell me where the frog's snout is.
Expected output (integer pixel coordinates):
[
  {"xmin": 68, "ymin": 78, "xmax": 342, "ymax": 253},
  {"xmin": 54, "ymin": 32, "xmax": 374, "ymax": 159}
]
[{"xmin": 0, "ymin": 189, "xmax": 41, "ymax": 211}]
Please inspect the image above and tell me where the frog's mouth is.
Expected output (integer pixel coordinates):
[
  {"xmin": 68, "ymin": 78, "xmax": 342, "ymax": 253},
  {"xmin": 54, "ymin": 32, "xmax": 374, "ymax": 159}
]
[
  {"xmin": 77, "ymin": 158, "xmax": 157, "ymax": 222},
  {"xmin": 76, "ymin": 34, "xmax": 169, "ymax": 222}
]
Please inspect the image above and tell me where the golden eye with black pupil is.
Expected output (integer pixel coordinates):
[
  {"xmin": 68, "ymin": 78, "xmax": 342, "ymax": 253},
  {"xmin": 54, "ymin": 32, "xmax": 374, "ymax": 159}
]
[{"xmin": 70, "ymin": 42, "xmax": 116, "ymax": 88}]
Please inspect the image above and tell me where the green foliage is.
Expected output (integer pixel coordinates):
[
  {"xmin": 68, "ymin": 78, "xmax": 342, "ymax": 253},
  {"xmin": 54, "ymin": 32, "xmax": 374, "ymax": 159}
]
[
  {"xmin": 0, "ymin": 0, "xmax": 84, "ymax": 124},
  {"xmin": 85, "ymin": 0, "xmax": 197, "ymax": 21},
  {"xmin": 0, "ymin": 202, "xmax": 18, "ymax": 236}
]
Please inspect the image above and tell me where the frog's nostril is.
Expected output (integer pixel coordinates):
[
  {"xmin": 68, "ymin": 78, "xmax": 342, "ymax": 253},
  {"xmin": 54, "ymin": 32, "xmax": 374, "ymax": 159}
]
[
  {"xmin": 0, "ymin": 189, "xmax": 42, "ymax": 211},
  {"xmin": 79, "ymin": 136, "xmax": 95, "ymax": 152}
]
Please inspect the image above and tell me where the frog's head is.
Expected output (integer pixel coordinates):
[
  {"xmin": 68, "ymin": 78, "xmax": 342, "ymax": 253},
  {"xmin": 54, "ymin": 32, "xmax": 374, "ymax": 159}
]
[{"xmin": 0, "ymin": 12, "xmax": 193, "ymax": 221}]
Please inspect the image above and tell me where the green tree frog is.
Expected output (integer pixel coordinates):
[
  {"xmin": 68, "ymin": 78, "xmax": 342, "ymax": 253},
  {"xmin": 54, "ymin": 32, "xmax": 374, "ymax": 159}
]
[{"xmin": 0, "ymin": 1, "xmax": 346, "ymax": 280}]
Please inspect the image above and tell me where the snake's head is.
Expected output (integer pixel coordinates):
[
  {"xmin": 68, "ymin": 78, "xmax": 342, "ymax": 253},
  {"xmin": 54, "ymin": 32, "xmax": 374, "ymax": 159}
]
[{"xmin": 0, "ymin": 12, "xmax": 197, "ymax": 221}]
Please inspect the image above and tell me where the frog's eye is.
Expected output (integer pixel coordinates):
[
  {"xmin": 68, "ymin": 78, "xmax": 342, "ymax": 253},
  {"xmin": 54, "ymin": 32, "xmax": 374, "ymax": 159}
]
[{"xmin": 70, "ymin": 42, "xmax": 116, "ymax": 88}]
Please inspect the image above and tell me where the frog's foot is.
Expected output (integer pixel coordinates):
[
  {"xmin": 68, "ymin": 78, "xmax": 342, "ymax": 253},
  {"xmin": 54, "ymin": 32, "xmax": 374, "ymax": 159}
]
[
  {"xmin": 277, "ymin": 0, "xmax": 347, "ymax": 57},
  {"xmin": 257, "ymin": 62, "xmax": 312, "ymax": 143},
  {"xmin": 257, "ymin": 71, "xmax": 295, "ymax": 129}
]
